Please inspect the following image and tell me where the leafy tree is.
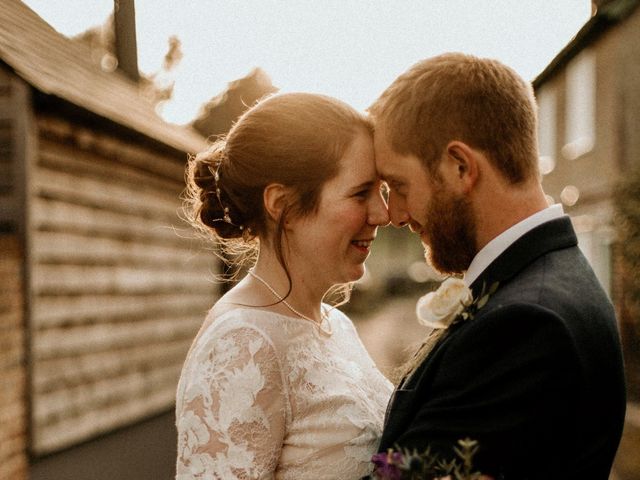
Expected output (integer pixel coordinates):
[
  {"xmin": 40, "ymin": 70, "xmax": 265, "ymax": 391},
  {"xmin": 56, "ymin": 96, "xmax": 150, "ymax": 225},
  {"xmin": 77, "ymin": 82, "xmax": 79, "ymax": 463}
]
[{"xmin": 614, "ymin": 169, "xmax": 640, "ymax": 400}]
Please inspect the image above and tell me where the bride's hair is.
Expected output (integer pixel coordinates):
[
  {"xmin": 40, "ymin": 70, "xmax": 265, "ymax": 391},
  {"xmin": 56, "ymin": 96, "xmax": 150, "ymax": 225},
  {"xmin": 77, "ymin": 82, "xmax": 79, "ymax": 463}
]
[{"xmin": 184, "ymin": 92, "xmax": 372, "ymax": 285}]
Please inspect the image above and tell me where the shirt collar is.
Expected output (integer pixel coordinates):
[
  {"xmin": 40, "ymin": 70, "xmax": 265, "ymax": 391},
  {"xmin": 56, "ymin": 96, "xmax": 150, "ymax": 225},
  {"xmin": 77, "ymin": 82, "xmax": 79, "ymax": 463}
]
[{"xmin": 464, "ymin": 204, "xmax": 566, "ymax": 287}]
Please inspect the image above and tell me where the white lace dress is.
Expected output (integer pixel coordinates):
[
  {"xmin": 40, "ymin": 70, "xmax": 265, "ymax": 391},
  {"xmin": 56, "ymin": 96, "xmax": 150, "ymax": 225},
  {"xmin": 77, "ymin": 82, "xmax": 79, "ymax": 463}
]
[{"xmin": 175, "ymin": 306, "xmax": 392, "ymax": 479}]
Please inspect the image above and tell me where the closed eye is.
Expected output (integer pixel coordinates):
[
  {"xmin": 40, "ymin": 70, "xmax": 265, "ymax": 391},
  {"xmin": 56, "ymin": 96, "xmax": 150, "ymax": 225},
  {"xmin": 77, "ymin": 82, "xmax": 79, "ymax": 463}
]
[
  {"xmin": 354, "ymin": 189, "xmax": 370, "ymax": 198},
  {"xmin": 388, "ymin": 180, "xmax": 406, "ymax": 195},
  {"xmin": 350, "ymin": 181, "xmax": 376, "ymax": 200}
]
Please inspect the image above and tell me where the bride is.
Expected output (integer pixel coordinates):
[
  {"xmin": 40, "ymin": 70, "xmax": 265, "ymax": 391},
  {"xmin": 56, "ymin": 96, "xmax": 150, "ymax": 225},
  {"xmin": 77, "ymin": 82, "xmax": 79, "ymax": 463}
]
[{"xmin": 176, "ymin": 92, "xmax": 393, "ymax": 479}]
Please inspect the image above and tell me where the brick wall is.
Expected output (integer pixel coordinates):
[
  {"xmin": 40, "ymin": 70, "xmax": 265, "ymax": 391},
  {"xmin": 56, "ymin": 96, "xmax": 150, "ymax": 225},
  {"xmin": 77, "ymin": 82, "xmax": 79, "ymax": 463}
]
[{"xmin": 0, "ymin": 234, "xmax": 27, "ymax": 480}]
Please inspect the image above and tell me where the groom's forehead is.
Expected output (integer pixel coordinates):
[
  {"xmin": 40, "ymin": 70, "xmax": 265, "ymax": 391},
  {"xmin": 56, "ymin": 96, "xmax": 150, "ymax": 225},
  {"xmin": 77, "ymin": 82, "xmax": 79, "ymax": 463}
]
[
  {"xmin": 372, "ymin": 124, "xmax": 393, "ymax": 151},
  {"xmin": 372, "ymin": 136, "xmax": 396, "ymax": 165}
]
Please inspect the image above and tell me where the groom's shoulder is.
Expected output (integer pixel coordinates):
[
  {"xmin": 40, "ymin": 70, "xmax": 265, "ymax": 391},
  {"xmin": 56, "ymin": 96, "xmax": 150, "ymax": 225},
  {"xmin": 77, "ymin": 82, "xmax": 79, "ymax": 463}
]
[
  {"xmin": 473, "ymin": 244, "xmax": 617, "ymax": 346},
  {"xmin": 500, "ymin": 243, "xmax": 609, "ymax": 309}
]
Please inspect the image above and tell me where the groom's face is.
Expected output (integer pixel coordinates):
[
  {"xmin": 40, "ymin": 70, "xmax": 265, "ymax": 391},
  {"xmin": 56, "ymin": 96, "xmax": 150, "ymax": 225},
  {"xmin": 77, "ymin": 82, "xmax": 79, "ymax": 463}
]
[
  {"xmin": 374, "ymin": 134, "xmax": 477, "ymax": 274},
  {"xmin": 422, "ymin": 180, "xmax": 477, "ymax": 274}
]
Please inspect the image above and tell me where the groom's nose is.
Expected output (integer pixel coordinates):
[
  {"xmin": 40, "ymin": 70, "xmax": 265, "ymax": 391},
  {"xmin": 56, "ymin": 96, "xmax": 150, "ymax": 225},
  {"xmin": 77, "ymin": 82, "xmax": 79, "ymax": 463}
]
[
  {"xmin": 390, "ymin": 214, "xmax": 410, "ymax": 228},
  {"xmin": 387, "ymin": 196, "xmax": 410, "ymax": 228}
]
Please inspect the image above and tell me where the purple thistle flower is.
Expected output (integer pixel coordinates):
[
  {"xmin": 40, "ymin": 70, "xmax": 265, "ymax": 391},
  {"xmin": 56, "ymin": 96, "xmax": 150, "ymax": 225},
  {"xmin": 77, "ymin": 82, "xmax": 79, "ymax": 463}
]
[{"xmin": 371, "ymin": 451, "xmax": 404, "ymax": 480}]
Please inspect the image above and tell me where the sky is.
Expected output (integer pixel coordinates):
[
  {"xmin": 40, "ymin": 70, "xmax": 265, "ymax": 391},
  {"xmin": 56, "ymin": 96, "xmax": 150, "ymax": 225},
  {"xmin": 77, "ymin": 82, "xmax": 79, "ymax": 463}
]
[{"xmin": 22, "ymin": 0, "xmax": 593, "ymax": 125}]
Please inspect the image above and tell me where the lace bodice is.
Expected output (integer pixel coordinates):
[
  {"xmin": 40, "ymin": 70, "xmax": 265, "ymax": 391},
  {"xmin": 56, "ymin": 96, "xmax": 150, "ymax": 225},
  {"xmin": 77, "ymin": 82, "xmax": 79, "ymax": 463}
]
[{"xmin": 175, "ymin": 306, "xmax": 393, "ymax": 479}]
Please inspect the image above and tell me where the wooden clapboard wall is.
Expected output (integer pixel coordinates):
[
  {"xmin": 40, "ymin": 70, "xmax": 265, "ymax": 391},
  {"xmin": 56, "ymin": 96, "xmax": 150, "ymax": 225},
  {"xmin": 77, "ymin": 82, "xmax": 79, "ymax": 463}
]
[
  {"xmin": 0, "ymin": 68, "xmax": 15, "ymax": 228},
  {"xmin": 29, "ymin": 114, "xmax": 217, "ymax": 455}
]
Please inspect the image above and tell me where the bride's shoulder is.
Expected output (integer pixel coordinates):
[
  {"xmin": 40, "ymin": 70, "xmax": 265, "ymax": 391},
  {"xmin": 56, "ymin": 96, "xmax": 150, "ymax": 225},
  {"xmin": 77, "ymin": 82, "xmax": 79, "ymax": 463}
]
[
  {"xmin": 187, "ymin": 306, "xmax": 282, "ymax": 360},
  {"xmin": 199, "ymin": 300, "xmax": 295, "ymax": 344},
  {"xmin": 206, "ymin": 303, "xmax": 276, "ymax": 330},
  {"xmin": 324, "ymin": 305, "xmax": 358, "ymax": 332},
  {"xmin": 208, "ymin": 286, "xmax": 271, "ymax": 323}
]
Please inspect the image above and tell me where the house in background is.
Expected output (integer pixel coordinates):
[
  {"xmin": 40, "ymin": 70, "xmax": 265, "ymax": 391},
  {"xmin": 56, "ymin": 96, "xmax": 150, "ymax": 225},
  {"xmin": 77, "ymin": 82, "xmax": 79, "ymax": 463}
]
[
  {"xmin": 0, "ymin": 1, "xmax": 215, "ymax": 479},
  {"xmin": 533, "ymin": 0, "xmax": 640, "ymax": 477},
  {"xmin": 191, "ymin": 66, "xmax": 278, "ymax": 139}
]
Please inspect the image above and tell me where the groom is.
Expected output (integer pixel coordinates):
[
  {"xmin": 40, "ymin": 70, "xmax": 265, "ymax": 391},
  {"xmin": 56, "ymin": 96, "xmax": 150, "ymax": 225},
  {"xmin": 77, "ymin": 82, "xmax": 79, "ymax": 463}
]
[{"xmin": 369, "ymin": 53, "xmax": 626, "ymax": 478}]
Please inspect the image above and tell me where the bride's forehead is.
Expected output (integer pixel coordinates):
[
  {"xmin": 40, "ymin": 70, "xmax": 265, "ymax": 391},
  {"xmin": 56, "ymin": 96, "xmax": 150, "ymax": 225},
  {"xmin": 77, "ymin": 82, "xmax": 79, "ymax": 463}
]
[{"xmin": 332, "ymin": 160, "xmax": 378, "ymax": 188}]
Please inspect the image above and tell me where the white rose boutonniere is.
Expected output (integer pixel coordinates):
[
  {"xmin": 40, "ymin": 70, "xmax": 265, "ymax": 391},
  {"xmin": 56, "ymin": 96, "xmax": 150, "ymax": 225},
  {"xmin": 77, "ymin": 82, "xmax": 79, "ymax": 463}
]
[
  {"xmin": 416, "ymin": 278, "xmax": 500, "ymax": 330},
  {"xmin": 416, "ymin": 277, "xmax": 473, "ymax": 329}
]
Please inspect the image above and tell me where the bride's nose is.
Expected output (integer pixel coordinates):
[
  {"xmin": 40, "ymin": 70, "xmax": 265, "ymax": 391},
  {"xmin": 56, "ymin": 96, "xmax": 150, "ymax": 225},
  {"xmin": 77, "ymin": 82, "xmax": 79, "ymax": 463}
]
[{"xmin": 368, "ymin": 191, "xmax": 390, "ymax": 227}]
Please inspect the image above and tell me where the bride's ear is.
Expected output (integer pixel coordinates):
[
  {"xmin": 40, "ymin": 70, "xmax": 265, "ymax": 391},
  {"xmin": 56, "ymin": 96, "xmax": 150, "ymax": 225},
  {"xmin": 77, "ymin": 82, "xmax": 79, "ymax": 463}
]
[
  {"xmin": 263, "ymin": 183, "xmax": 290, "ymax": 223},
  {"xmin": 442, "ymin": 141, "xmax": 479, "ymax": 194}
]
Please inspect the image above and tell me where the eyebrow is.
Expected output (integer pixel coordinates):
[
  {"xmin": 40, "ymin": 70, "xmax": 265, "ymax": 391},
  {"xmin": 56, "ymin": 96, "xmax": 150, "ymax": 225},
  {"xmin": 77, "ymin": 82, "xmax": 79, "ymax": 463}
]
[
  {"xmin": 349, "ymin": 180, "xmax": 376, "ymax": 193},
  {"xmin": 379, "ymin": 174, "xmax": 401, "ymax": 184}
]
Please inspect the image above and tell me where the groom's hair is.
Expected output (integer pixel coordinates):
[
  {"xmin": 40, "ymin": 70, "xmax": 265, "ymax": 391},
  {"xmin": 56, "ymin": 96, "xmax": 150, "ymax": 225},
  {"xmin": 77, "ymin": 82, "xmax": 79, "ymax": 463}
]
[{"xmin": 369, "ymin": 52, "xmax": 540, "ymax": 184}]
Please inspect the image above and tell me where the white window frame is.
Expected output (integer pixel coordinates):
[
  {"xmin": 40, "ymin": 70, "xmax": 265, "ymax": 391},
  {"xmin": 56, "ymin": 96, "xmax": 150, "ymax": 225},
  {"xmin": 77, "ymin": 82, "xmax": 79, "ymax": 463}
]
[{"xmin": 563, "ymin": 49, "xmax": 596, "ymax": 160}]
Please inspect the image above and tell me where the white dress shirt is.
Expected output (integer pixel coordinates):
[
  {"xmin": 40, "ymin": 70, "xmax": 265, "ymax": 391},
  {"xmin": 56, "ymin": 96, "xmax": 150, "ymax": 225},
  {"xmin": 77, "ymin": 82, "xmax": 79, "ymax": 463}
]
[{"xmin": 464, "ymin": 204, "xmax": 566, "ymax": 287}]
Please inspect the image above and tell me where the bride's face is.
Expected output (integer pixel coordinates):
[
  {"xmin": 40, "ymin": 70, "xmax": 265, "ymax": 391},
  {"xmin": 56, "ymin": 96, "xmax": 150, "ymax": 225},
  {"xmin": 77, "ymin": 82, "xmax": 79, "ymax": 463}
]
[{"xmin": 286, "ymin": 131, "xmax": 389, "ymax": 287}]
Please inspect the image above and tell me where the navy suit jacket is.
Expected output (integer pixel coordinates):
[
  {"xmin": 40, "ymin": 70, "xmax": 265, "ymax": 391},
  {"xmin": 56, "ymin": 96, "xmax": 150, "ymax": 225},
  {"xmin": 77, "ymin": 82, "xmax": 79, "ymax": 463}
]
[{"xmin": 378, "ymin": 217, "xmax": 626, "ymax": 479}]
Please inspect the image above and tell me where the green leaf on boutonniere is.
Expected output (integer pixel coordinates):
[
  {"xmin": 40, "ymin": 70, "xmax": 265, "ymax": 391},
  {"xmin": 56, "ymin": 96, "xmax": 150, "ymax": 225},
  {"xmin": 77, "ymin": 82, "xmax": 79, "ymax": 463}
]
[{"xmin": 455, "ymin": 281, "xmax": 499, "ymax": 323}]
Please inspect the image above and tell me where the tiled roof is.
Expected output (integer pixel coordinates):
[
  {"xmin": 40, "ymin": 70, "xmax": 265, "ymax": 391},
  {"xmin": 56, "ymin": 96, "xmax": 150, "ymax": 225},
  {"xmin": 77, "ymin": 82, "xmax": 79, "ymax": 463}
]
[{"xmin": 0, "ymin": 0, "xmax": 206, "ymax": 153}]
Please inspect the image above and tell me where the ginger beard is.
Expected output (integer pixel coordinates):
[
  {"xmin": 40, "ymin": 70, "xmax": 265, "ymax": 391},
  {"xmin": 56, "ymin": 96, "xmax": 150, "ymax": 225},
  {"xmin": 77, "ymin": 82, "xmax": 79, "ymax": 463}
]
[{"xmin": 422, "ymin": 182, "xmax": 477, "ymax": 275}]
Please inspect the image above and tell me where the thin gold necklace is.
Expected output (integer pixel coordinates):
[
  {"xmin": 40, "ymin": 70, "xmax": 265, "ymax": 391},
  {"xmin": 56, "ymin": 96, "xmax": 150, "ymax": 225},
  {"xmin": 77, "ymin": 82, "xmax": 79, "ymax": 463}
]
[{"xmin": 248, "ymin": 269, "xmax": 332, "ymax": 336}]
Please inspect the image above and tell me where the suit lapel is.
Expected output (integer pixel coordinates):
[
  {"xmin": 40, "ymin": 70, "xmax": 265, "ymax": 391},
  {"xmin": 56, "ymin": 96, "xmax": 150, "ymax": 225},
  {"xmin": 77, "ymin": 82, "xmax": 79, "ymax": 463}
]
[
  {"xmin": 469, "ymin": 216, "xmax": 577, "ymax": 298},
  {"xmin": 381, "ymin": 217, "xmax": 578, "ymax": 448},
  {"xmin": 381, "ymin": 327, "xmax": 455, "ymax": 442}
]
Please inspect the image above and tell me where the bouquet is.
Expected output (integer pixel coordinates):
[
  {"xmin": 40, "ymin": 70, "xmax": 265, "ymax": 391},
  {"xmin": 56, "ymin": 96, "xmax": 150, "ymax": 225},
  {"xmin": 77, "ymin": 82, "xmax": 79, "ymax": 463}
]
[{"xmin": 371, "ymin": 438, "xmax": 491, "ymax": 480}]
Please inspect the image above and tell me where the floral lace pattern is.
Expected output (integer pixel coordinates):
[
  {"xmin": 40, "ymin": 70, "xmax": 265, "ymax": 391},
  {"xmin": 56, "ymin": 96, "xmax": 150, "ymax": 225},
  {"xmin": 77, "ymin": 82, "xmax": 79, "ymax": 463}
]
[{"xmin": 176, "ymin": 307, "xmax": 392, "ymax": 479}]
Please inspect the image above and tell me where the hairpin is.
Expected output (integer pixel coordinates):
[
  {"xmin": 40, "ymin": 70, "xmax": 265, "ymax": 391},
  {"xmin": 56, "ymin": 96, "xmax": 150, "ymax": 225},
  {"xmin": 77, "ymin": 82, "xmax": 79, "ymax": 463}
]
[{"xmin": 207, "ymin": 162, "xmax": 244, "ymax": 231}]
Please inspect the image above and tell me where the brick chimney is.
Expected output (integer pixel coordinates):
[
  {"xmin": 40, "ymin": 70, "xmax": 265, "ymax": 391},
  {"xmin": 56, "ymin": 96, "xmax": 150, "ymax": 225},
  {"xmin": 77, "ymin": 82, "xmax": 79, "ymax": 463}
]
[{"xmin": 114, "ymin": 0, "xmax": 139, "ymax": 81}]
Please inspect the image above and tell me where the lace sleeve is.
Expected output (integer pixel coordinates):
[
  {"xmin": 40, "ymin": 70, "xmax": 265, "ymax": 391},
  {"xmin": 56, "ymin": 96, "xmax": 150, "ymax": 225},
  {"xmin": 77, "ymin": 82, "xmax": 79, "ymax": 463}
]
[{"xmin": 176, "ymin": 324, "xmax": 287, "ymax": 480}]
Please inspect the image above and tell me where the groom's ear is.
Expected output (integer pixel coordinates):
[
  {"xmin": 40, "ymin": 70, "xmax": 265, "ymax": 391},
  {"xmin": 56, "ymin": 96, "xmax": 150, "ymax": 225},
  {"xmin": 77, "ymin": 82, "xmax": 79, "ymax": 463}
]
[{"xmin": 442, "ymin": 141, "xmax": 479, "ymax": 194}]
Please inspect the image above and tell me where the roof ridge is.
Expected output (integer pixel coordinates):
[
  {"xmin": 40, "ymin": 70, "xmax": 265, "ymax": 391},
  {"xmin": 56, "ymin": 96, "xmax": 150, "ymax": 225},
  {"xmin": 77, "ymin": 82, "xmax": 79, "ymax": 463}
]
[{"xmin": 0, "ymin": 0, "xmax": 206, "ymax": 153}]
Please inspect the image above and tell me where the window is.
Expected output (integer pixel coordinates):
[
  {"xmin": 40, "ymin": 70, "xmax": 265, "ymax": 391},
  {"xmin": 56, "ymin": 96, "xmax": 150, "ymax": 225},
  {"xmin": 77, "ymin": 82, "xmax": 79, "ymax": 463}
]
[
  {"xmin": 537, "ymin": 87, "xmax": 557, "ymax": 175},
  {"xmin": 563, "ymin": 49, "xmax": 596, "ymax": 160}
]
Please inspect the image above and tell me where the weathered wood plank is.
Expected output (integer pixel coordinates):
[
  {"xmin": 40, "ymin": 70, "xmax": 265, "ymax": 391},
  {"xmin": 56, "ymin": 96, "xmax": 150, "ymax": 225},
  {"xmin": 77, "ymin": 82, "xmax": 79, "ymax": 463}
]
[
  {"xmin": 34, "ymin": 364, "xmax": 180, "ymax": 424},
  {"xmin": 31, "ymin": 263, "xmax": 214, "ymax": 295},
  {"xmin": 32, "ymin": 292, "xmax": 213, "ymax": 328},
  {"xmin": 32, "ymin": 315, "xmax": 201, "ymax": 359},
  {"xmin": 31, "ymin": 197, "xmax": 198, "ymax": 246},
  {"xmin": 33, "ymin": 338, "xmax": 193, "ymax": 392},
  {"xmin": 38, "ymin": 138, "xmax": 183, "ymax": 196},
  {"xmin": 37, "ymin": 116, "xmax": 187, "ymax": 181},
  {"xmin": 33, "ymin": 166, "xmax": 179, "ymax": 220},
  {"xmin": 32, "ymin": 367, "xmax": 179, "ymax": 454},
  {"xmin": 31, "ymin": 230, "xmax": 214, "ymax": 268}
]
